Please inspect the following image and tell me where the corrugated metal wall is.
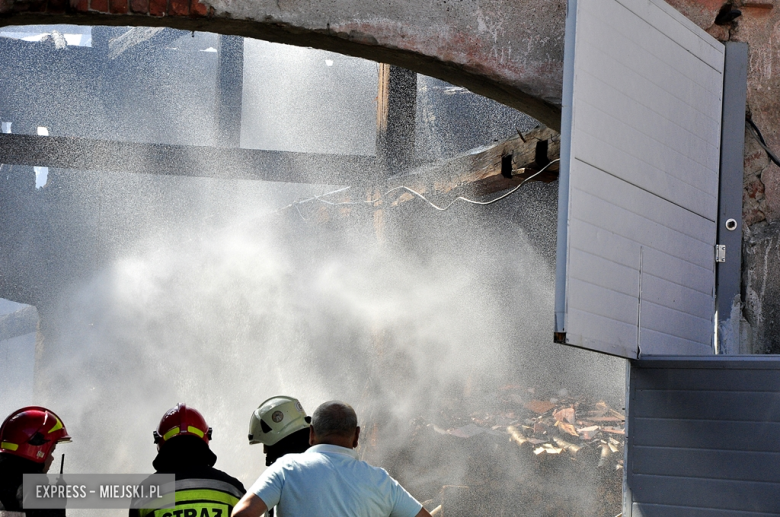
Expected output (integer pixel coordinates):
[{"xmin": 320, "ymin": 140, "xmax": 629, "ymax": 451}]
[
  {"xmin": 555, "ymin": 0, "xmax": 725, "ymax": 358},
  {"xmin": 626, "ymin": 357, "xmax": 780, "ymax": 515}
]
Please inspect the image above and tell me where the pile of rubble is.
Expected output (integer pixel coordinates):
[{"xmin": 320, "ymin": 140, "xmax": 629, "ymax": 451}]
[
  {"xmin": 372, "ymin": 385, "xmax": 625, "ymax": 517},
  {"xmin": 439, "ymin": 386, "xmax": 625, "ymax": 470}
]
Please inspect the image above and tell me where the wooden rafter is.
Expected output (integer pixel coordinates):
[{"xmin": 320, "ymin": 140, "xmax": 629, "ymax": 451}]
[
  {"xmin": 0, "ymin": 133, "xmax": 377, "ymax": 185},
  {"xmin": 383, "ymin": 125, "xmax": 560, "ymax": 207},
  {"xmin": 0, "ymin": 127, "xmax": 559, "ymax": 201},
  {"xmin": 290, "ymin": 125, "xmax": 560, "ymax": 224}
]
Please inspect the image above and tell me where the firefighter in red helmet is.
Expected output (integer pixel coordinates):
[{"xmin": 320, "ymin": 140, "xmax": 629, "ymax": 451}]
[
  {"xmin": 0, "ymin": 406, "xmax": 71, "ymax": 516},
  {"xmin": 130, "ymin": 403, "xmax": 245, "ymax": 517}
]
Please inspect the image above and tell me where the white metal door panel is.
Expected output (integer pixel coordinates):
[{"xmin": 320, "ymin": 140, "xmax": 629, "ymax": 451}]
[{"xmin": 555, "ymin": 0, "xmax": 724, "ymax": 358}]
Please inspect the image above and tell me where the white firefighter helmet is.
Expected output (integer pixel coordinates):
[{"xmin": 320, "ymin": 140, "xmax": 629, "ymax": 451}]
[{"xmin": 248, "ymin": 396, "xmax": 311, "ymax": 446}]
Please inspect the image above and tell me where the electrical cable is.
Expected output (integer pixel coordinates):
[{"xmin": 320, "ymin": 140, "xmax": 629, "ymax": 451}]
[
  {"xmin": 303, "ymin": 158, "xmax": 561, "ymax": 214},
  {"xmin": 228, "ymin": 157, "xmax": 561, "ymax": 226},
  {"xmin": 385, "ymin": 157, "xmax": 559, "ymax": 211},
  {"xmin": 747, "ymin": 118, "xmax": 780, "ymax": 169}
]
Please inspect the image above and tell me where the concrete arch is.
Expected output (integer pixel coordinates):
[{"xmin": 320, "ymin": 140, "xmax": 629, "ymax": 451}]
[{"xmin": 0, "ymin": 0, "xmax": 565, "ymax": 129}]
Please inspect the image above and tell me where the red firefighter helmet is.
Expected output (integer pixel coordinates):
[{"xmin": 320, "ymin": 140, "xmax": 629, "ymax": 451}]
[
  {"xmin": 0, "ymin": 406, "xmax": 72, "ymax": 463},
  {"xmin": 153, "ymin": 403, "xmax": 212, "ymax": 446}
]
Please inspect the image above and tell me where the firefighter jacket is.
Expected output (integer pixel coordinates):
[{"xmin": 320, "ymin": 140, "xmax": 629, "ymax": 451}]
[
  {"xmin": 129, "ymin": 437, "xmax": 245, "ymax": 517},
  {"xmin": 0, "ymin": 454, "xmax": 65, "ymax": 517}
]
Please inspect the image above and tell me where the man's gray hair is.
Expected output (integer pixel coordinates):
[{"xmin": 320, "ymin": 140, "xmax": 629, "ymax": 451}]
[{"xmin": 312, "ymin": 401, "xmax": 358, "ymax": 437}]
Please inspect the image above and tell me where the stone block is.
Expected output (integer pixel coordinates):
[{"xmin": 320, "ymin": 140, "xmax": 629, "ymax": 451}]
[
  {"xmin": 129, "ymin": 0, "xmax": 146, "ymax": 13},
  {"xmin": 744, "ymin": 174, "xmax": 765, "ymax": 200},
  {"xmin": 743, "ymin": 205, "xmax": 766, "ymax": 226},
  {"xmin": 760, "ymin": 163, "xmax": 780, "ymax": 221},
  {"xmin": 743, "ymin": 222, "xmax": 780, "ymax": 352},
  {"xmin": 745, "ymin": 149, "xmax": 769, "ymax": 177}
]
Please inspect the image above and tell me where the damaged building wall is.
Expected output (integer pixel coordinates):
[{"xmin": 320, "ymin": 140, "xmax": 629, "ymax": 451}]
[
  {"xmin": 0, "ymin": 0, "xmax": 565, "ymax": 130},
  {"xmin": 1, "ymin": 0, "xmax": 780, "ymax": 353},
  {"xmin": 735, "ymin": 4, "xmax": 780, "ymax": 354}
]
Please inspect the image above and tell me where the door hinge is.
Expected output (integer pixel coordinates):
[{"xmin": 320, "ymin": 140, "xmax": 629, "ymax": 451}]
[{"xmin": 715, "ymin": 244, "xmax": 726, "ymax": 263}]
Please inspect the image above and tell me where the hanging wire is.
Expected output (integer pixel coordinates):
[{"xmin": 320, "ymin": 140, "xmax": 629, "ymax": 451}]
[
  {"xmin": 296, "ymin": 158, "xmax": 561, "ymax": 216},
  {"xmin": 747, "ymin": 118, "xmax": 780, "ymax": 168},
  {"xmin": 381, "ymin": 158, "xmax": 560, "ymax": 211},
  {"xmin": 219, "ymin": 157, "xmax": 561, "ymax": 228}
]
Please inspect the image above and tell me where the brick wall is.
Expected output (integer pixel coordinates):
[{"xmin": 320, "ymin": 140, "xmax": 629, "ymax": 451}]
[{"xmin": 0, "ymin": 0, "xmax": 211, "ymax": 17}]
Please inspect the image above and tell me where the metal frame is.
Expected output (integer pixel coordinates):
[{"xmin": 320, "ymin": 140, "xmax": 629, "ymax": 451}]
[{"xmin": 716, "ymin": 42, "xmax": 749, "ymax": 354}]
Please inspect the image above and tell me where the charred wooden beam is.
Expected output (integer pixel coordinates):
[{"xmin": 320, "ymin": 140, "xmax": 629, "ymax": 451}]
[
  {"xmin": 376, "ymin": 64, "xmax": 417, "ymax": 176},
  {"xmin": 0, "ymin": 133, "xmax": 377, "ymax": 185},
  {"xmin": 292, "ymin": 126, "xmax": 560, "ymax": 223},
  {"xmin": 381, "ymin": 125, "xmax": 560, "ymax": 207}
]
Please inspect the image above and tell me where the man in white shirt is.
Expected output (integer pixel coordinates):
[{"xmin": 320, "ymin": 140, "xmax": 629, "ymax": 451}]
[{"xmin": 232, "ymin": 401, "xmax": 431, "ymax": 517}]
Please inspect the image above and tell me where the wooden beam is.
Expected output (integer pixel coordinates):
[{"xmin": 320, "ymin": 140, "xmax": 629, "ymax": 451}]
[
  {"xmin": 376, "ymin": 64, "xmax": 417, "ymax": 176},
  {"xmin": 0, "ymin": 133, "xmax": 377, "ymax": 186},
  {"xmin": 216, "ymin": 35, "xmax": 244, "ymax": 148},
  {"xmin": 289, "ymin": 126, "xmax": 560, "ymax": 221},
  {"xmin": 382, "ymin": 125, "xmax": 560, "ymax": 207},
  {"xmin": 0, "ymin": 125, "xmax": 557, "ymax": 199}
]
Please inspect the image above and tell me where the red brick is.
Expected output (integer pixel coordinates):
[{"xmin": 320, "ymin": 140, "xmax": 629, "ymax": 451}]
[
  {"xmin": 109, "ymin": 0, "xmax": 127, "ymax": 13},
  {"xmin": 14, "ymin": 0, "xmax": 46, "ymax": 11},
  {"xmin": 190, "ymin": 0, "xmax": 207, "ymax": 16},
  {"xmin": 129, "ymin": 0, "xmax": 147, "ymax": 13},
  {"xmin": 70, "ymin": 0, "xmax": 88, "ymax": 11},
  {"xmin": 168, "ymin": 0, "xmax": 188, "ymax": 15},
  {"xmin": 149, "ymin": 0, "xmax": 165, "ymax": 16},
  {"xmin": 48, "ymin": 0, "xmax": 67, "ymax": 13},
  {"xmin": 90, "ymin": 0, "xmax": 108, "ymax": 11}
]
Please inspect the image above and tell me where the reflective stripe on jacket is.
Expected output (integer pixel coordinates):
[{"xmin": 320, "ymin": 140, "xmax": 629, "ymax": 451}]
[{"xmin": 137, "ymin": 478, "xmax": 244, "ymax": 517}]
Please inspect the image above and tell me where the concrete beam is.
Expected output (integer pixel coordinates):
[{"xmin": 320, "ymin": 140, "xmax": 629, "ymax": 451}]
[{"xmin": 0, "ymin": 0, "xmax": 565, "ymax": 130}]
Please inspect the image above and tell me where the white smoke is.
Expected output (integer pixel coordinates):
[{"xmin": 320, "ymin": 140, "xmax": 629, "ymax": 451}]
[{"xmin": 33, "ymin": 179, "xmax": 623, "ymax": 517}]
